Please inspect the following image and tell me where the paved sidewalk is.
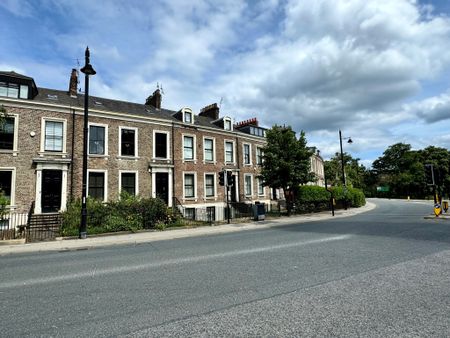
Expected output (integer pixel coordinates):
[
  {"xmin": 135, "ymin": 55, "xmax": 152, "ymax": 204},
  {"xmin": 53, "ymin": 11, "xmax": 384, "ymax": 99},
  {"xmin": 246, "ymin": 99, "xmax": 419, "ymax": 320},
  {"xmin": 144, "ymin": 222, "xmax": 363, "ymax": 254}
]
[{"xmin": 0, "ymin": 202, "xmax": 376, "ymax": 256}]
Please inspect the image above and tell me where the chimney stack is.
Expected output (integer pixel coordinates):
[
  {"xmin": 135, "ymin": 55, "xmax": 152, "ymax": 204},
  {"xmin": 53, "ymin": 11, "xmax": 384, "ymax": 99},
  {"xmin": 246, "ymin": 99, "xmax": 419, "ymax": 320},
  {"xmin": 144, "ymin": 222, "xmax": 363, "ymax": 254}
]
[
  {"xmin": 199, "ymin": 103, "xmax": 220, "ymax": 120},
  {"xmin": 145, "ymin": 89, "xmax": 162, "ymax": 109},
  {"xmin": 68, "ymin": 69, "xmax": 78, "ymax": 97}
]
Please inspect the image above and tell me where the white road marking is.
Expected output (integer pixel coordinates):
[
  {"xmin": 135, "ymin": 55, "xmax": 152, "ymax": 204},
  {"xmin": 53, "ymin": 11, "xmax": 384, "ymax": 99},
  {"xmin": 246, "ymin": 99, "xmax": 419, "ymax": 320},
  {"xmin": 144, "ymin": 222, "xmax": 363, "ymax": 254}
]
[{"xmin": 0, "ymin": 235, "xmax": 351, "ymax": 289}]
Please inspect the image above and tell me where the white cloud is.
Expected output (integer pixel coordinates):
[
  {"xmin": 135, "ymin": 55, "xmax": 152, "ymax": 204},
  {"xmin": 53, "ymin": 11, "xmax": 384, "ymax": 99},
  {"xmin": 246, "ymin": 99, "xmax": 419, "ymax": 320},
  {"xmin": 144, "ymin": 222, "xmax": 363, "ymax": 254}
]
[
  {"xmin": 2, "ymin": 0, "xmax": 450, "ymax": 166},
  {"xmin": 0, "ymin": 0, "xmax": 34, "ymax": 17},
  {"xmin": 404, "ymin": 92, "xmax": 450, "ymax": 123}
]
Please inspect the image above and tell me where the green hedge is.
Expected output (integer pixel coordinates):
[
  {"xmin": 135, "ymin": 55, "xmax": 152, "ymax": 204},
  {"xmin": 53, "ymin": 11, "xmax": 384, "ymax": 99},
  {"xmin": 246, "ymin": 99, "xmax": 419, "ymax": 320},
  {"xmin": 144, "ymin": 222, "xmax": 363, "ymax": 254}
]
[
  {"xmin": 330, "ymin": 186, "xmax": 366, "ymax": 207},
  {"xmin": 61, "ymin": 193, "xmax": 169, "ymax": 237},
  {"xmin": 294, "ymin": 185, "xmax": 366, "ymax": 212},
  {"xmin": 294, "ymin": 185, "xmax": 330, "ymax": 212}
]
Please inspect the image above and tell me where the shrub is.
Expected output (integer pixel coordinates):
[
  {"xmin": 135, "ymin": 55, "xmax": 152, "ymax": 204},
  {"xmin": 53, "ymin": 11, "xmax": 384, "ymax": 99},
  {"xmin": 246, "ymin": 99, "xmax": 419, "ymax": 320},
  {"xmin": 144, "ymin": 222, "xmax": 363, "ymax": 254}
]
[
  {"xmin": 138, "ymin": 197, "xmax": 168, "ymax": 228},
  {"xmin": 0, "ymin": 190, "xmax": 9, "ymax": 219},
  {"xmin": 330, "ymin": 186, "xmax": 366, "ymax": 208},
  {"xmin": 61, "ymin": 194, "xmax": 169, "ymax": 236},
  {"xmin": 294, "ymin": 185, "xmax": 331, "ymax": 212},
  {"xmin": 349, "ymin": 187, "xmax": 366, "ymax": 207}
]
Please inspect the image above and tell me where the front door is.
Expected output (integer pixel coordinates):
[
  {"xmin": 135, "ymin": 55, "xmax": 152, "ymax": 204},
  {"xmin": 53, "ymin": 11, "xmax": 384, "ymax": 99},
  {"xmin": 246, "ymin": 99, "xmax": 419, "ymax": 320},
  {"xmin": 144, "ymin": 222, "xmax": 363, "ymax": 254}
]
[
  {"xmin": 155, "ymin": 173, "xmax": 169, "ymax": 205},
  {"xmin": 41, "ymin": 170, "xmax": 62, "ymax": 213}
]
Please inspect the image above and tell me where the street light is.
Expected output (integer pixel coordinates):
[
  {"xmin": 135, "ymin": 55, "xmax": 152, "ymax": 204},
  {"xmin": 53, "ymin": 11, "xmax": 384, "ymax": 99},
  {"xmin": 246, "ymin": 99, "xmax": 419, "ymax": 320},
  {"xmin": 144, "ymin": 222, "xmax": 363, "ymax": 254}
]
[
  {"xmin": 79, "ymin": 47, "xmax": 96, "ymax": 239},
  {"xmin": 339, "ymin": 129, "xmax": 352, "ymax": 210}
]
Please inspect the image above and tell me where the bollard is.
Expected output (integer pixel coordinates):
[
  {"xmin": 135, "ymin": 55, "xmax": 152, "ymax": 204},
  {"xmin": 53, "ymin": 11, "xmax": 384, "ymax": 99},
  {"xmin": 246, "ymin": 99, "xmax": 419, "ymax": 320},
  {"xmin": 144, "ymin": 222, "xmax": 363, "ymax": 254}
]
[{"xmin": 434, "ymin": 203, "xmax": 441, "ymax": 217}]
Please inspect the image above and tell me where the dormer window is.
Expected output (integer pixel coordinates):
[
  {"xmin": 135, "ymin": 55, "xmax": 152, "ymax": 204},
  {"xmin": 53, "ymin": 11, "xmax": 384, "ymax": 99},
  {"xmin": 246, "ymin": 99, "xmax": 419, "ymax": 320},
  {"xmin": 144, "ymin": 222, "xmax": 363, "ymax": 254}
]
[
  {"xmin": 224, "ymin": 118, "xmax": 232, "ymax": 131},
  {"xmin": 0, "ymin": 82, "xmax": 29, "ymax": 99},
  {"xmin": 178, "ymin": 107, "xmax": 194, "ymax": 124}
]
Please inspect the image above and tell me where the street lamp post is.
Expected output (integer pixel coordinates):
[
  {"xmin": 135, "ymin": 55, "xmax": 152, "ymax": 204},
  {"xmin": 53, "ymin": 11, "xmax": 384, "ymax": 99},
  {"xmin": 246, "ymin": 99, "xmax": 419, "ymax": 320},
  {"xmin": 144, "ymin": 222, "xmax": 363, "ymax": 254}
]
[
  {"xmin": 79, "ymin": 47, "xmax": 96, "ymax": 239},
  {"xmin": 339, "ymin": 129, "xmax": 352, "ymax": 210}
]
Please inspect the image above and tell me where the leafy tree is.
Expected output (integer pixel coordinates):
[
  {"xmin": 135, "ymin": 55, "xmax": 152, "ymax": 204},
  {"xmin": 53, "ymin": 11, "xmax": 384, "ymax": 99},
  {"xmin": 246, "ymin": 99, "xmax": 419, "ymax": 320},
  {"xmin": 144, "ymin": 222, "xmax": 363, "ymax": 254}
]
[
  {"xmin": 372, "ymin": 143, "xmax": 425, "ymax": 198},
  {"xmin": 260, "ymin": 125, "xmax": 314, "ymax": 213},
  {"xmin": 372, "ymin": 143, "xmax": 412, "ymax": 174},
  {"xmin": 419, "ymin": 146, "xmax": 450, "ymax": 197},
  {"xmin": 370, "ymin": 143, "xmax": 450, "ymax": 199},
  {"xmin": 324, "ymin": 152, "xmax": 365, "ymax": 189}
]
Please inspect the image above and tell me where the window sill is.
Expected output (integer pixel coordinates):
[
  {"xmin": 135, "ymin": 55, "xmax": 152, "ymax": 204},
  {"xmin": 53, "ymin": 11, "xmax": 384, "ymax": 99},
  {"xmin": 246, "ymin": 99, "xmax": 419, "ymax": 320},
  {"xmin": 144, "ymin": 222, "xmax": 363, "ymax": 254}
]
[
  {"xmin": 88, "ymin": 154, "xmax": 109, "ymax": 159},
  {"xmin": 152, "ymin": 157, "xmax": 171, "ymax": 162},
  {"xmin": 183, "ymin": 197, "xmax": 197, "ymax": 202},
  {"xmin": 182, "ymin": 159, "xmax": 197, "ymax": 164},
  {"xmin": 0, "ymin": 150, "xmax": 18, "ymax": 156},
  {"xmin": 117, "ymin": 155, "xmax": 140, "ymax": 160},
  {"xmin": 38, "ymin": 151, "xmax": 68, "ymax": 157},
  {"xmin": 203, "ymin": 160, "xmax": 216, "ymax": 165}
]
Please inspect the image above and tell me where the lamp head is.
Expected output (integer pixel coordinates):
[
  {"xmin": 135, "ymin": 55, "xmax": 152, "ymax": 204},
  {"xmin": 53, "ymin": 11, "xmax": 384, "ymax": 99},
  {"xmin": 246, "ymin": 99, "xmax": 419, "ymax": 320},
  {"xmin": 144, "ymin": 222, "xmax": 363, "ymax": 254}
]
[
  {"xmin": 80, "ymin": 46, "xmax": 96, "ymax": 75},
  {"xmin": 347, "ymin": 138, "xmax": 353, "ymax": 144}
]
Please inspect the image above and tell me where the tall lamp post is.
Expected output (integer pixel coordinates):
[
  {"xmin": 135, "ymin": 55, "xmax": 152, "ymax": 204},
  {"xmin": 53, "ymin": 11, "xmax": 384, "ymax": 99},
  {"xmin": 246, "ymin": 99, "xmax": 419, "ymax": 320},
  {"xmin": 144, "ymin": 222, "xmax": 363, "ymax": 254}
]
[
  {"xmin": 339, "ymin": 129, "xmax": 352, "ymax": 210},
  {"xmin": 79, "ymin": 47, "xmax": 96, "ymax": 239}
]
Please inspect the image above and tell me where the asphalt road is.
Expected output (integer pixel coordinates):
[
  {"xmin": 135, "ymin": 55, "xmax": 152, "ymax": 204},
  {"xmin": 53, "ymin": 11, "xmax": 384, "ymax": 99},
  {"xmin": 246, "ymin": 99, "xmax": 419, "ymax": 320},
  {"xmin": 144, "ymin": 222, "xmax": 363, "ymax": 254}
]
[{"xmin": 1, "ymin": 199, "xmax": 449, "ymax": 337}]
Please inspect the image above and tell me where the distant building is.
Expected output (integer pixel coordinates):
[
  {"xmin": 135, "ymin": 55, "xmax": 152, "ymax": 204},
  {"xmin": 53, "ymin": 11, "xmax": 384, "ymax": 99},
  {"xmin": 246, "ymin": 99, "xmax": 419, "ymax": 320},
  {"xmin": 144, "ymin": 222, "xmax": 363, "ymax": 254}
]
[{"xmin": 310, "ymin": 150, "xmax": 325, "ymax": 187}]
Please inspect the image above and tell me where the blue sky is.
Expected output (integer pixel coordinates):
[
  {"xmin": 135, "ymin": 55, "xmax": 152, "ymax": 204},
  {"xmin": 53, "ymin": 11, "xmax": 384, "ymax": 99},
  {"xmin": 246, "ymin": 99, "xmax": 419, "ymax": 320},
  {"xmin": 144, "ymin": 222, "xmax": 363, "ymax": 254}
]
[{"xmin": 2, "ymin": 0, "xmax": 450, "ymax": 167}]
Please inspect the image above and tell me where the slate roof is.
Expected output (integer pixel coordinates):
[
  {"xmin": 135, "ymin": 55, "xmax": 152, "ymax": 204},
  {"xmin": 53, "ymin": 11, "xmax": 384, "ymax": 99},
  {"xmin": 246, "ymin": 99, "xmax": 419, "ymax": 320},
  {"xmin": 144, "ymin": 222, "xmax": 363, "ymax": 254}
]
[
  {"xmin": 34, "ymin": 87, "xmax": 227, "ymax": 131},
  {"xmin": 0, "ymin": 69, "xmax": 265, "ymax": 136},
  {"xmin": 0, "ymin": 71, "xmax": 35, "ymax": 81}
]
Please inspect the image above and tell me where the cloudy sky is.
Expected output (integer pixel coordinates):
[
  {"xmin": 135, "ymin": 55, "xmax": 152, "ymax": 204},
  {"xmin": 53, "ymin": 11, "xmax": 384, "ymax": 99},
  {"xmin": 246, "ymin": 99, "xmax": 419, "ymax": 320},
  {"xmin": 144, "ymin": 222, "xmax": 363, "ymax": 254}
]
[{"xmin": 2, "ymin": 0, "xmax": 450, "ymax": 167}]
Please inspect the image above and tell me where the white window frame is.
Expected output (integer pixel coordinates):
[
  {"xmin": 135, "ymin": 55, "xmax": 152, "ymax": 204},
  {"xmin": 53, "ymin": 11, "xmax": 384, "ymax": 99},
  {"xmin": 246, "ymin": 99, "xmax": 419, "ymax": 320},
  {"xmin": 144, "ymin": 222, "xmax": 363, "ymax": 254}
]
[
  {"xmin": 183, "ymin": 172, "xmax": 197, "ymax": 200},
  {"xmin": 153, "ymin": 130, "xmax": 170, "ymax": 160},
  {"xmin": 182, "ymin": 133, "xmax": 196, "ymax": 162},
  {"xmin": 203, "ymin": 137, "xmax": 215, "ymax": 163},
  {"xmin": 224, "ymin": 117, "xmax": 233, "ymax": 131},
  {"xmin": 256, "ymin": 146, "xmax": 264, "ymax": 165},
  {"xmin": 87, "ymin": 169, "xmax": 108, "ymax": 202},
  {"xmin": 40, "ymin": 117, "xmax": 67, "ymax": 154},
  {"xmin": 257, "ymin": 177, "xmax": 265, "ymax": 197},
  {"xmin": 244, "ymin": 174, "xmax": 253, "ymax": 197},
  {"xmin": 119, "ymin": 170, "xmax": 139, "ymax": 196},
  {"xmin": 0, "ymin": 167, "xmax": 16, "ymax": 207},
  {"xmin": 88, "ymin": 122, "xmax": 108, "ymax": 156},
  {"xmin": 0, "ymin": 113, "xmax": 19, "ymax": 155},
  {"xmin": 182, "ymin": 107, "xmax": 194, "ymax": 124},
  {"xmin": 204, "ymin": 172, "xmax": 217, "ymax": 199},
  {"xmin": 224, "ymin": 140, "xmax": 236, "ymax": 165},
  {"xmin": 243, "ymin": 143, "xmax": 252, "ymax": 165},
  {"xmin": 118, "ymin": 126, "xmax": 139, "ymax": 158}
]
